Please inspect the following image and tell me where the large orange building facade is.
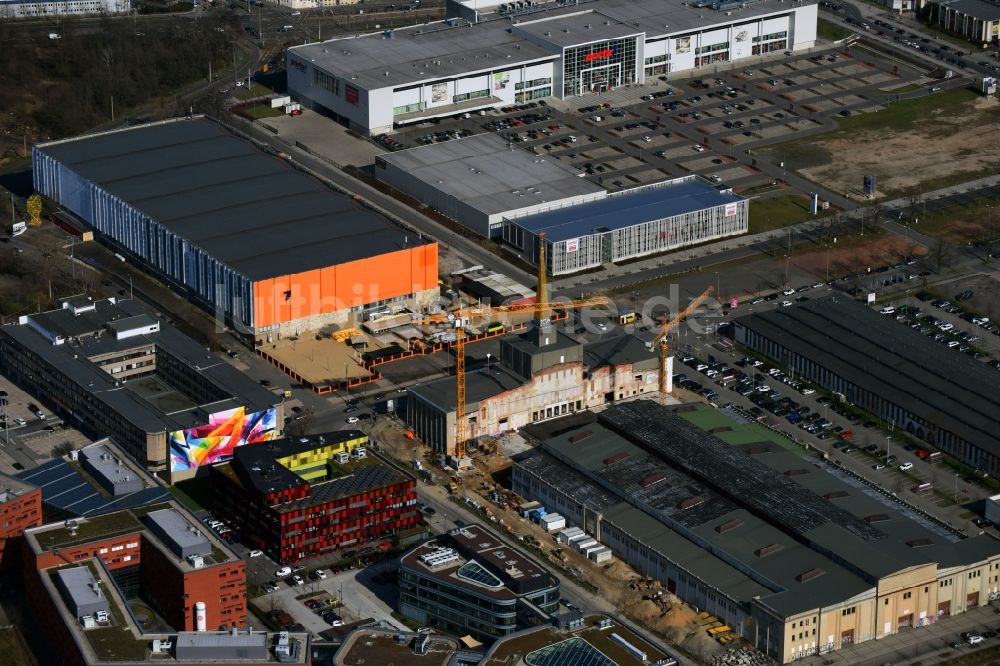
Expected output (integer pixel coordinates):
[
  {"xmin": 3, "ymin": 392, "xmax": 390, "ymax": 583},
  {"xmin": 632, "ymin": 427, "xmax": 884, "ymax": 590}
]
[
  {"xmin": 253, "ymin": 243, "xmax": 438, "ymax": 331},
  {"xmin": 33, "ymin": 118, "xmax": 441, "ymax": 341}
]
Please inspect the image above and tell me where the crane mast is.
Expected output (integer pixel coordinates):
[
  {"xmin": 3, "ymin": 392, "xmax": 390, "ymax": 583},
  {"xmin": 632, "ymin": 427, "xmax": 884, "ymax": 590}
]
[
  {"xmin": 412, "ymin": 233, "xmax": 606, "ymax": 460},
  {"xmin": 653, "ymin": 287, "xmax": 714, "ymax": 405}
]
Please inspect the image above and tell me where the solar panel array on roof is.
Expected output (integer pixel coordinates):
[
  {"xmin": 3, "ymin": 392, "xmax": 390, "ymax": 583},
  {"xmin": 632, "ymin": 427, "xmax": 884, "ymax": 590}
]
[
  {"xmin": 599, "ymin": 401, "xmax": 886, "ymax": 542},
  {"xmin": 18, "ymin": 458, "xmax": 170, "ymax": 518},
  {"xmin": 281, "ymin": 463, "xmax": 406, "ymax": 512}
]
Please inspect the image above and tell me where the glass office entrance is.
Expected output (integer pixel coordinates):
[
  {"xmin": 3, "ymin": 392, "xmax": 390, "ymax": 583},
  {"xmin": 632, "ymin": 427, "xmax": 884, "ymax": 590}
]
[{"xmin": 563, "ymin": 37, "xmax": 639, "ymax": 98}]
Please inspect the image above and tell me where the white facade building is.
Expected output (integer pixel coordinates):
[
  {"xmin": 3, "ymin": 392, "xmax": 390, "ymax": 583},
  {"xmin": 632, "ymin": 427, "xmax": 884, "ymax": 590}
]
[
  {"xmin": 288, "ymin": 0, "xmax": 818, "ymax": 135},
  {"xmin": 376, "ymin": 132, "xmax": 606, "ymax": 238},
  {"xmin": 0, "ymin": 0, "xmax": 129, "ymax": 17},
  {"xmin": 503, "ymin": 176, "xmax": 749, "ymax": 275}
]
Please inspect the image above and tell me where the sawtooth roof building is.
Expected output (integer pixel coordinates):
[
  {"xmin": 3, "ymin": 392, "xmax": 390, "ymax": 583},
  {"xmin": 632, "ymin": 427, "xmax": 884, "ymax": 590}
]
[
  {"xmin": 511, "ymin": 401, "xmax": 1000, "ymax": 664},
  {"xmin": 32, "ymin": 117, "xmax": 438, "ymax": 338},
  {"xmin": 732, "ymin": 297, "xmax": 1000, "ymax": 479},
  {"xmin": 287, "ymin": 0, "xmax": 818, "ymax": 135}
]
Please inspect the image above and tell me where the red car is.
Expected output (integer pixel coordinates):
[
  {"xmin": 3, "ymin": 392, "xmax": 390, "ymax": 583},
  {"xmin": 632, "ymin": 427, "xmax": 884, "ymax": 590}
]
[
  {"xmin": 304, "ymin": 599, "xmax": 322, "ymax": 609},
  {"xmin": 839, "ymin": 431, "xmax": 854, "ymax": 440}
]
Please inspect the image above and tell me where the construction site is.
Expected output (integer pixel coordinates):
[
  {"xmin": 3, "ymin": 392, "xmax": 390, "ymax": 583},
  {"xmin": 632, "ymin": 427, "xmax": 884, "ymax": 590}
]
[{"xmin": 372, "ymin": 412, "xmax": 738, "ymax": 665}]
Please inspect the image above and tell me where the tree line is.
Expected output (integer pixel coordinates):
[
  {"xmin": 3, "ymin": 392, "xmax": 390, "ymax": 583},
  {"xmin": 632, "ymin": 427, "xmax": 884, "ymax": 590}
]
[{"xmin": 0, "ymin": 13, "xmax": 240, "ymax": 141}]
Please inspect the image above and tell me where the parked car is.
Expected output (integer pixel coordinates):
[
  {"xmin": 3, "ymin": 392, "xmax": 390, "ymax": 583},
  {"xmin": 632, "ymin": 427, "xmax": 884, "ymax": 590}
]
[
  {"xmin": 248, "ymin": 550, "xmax": 263, "ymax": 558},
  {"xmin": 275, "ymin": 567, "xmax": 292, "ymax": 577},
  {"xmin": 899, "ymin": 462, "xmax": 914, "ymax": 471}
]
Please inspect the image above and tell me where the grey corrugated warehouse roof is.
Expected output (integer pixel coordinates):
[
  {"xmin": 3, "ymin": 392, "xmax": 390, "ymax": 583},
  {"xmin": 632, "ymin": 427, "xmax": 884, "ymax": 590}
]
[
  {"xmin": 538, "ymin": 422, "xmax": 873, "ymax": 614},
  {"xmin": 522, "ymin": 403, "xmax": 1000, "ymax": 617},
  {"xmin": 379, "ymin": 133, "xmax": 605, "ymax": 218},
  {"xmin": 36, "ymin": 118, "xmax": 420, "ymax": 281},
  {"xmin": 733, "ymin": 297, "xmax": 1000, "ymax": 459},
  {"xmin": 292, "ymin": 0, "xmax": 813, "ymax": 90},
  {"xmin": 599, "ymin": 403, "xmax": 995, "ymax": 577},
  {"xmin": 514, "ymin": 178, "xmax": 743, "ymax": 242}
]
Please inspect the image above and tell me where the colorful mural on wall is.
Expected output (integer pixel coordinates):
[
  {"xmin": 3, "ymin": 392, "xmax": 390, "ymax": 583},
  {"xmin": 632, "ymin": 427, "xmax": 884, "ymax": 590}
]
[{"xmin": 169, "ymin": 406, "xmax": 278, "ymax": 472}]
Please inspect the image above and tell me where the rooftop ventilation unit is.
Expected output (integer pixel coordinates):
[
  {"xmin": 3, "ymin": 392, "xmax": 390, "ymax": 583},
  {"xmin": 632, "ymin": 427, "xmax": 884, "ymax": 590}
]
[{"xmin": 419, "ymin": 547, "xmax": 460, "ymax": 568}]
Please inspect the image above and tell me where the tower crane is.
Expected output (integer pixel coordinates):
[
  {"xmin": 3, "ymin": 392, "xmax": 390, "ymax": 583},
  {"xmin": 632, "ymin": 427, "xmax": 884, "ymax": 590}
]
[
  {"xmin": 410, "ymin": 294, "xmax": 609, "ymax": 459},
  {"xmin": 411, "ymin": 233, "xmax": 608, "ymax": 460},
  {"xmin": 651, "ymin": 287, "xmax": 714, "ymax": 405}
]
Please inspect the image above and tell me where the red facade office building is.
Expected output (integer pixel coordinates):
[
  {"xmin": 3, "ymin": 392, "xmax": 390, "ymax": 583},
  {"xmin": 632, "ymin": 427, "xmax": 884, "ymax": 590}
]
[
  {"xmin": 23, "ymin": 501, "xmax": 251, "ymax": 666},
  {"xmin": 210, "ymin": 432, "xmax": 419, "ymax": 563},
  {"xmin": 0, "ymin": 474, "xmax": 42, "ymax": 573}
]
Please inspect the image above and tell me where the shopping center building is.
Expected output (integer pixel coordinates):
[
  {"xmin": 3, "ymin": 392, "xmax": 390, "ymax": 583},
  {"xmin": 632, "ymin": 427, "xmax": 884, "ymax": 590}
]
[{"xmin": 287, "ymin": 0, "xmax": 818, "ymax": 135}]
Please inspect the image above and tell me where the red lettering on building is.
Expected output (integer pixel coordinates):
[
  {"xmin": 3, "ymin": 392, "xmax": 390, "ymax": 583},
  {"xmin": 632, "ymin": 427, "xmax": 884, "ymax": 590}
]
[{"xmin": 583, "ymin": 48, "xmax": 616, "ymax": 63}]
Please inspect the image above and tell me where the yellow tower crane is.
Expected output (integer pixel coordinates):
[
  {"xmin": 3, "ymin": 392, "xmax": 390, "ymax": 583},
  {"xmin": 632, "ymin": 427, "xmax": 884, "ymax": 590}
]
[
  {"xmin": 412, "ymin": 231, "xmax": 608, "ymax": 459},
  {"xmin": 651, "ymin": 287, "xmax": 715, "ymax": 405},
  {"xmin": 411, "ymin": 295, "xmax": 609, "ymax": 459}
]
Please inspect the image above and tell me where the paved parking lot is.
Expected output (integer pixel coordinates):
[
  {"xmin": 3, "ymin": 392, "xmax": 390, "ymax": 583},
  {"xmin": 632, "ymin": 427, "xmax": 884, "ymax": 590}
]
[
  {"xmin": 384, "ymin": 44, "xmax": 920, "ymax": 200},
  {"xmin": 252, "ymin": 562, "xmax": 407, "ymax": 636},
  {"xmin": 674, "ymin": 297, "xmax": 995, "ymax": 539},
  {"xmin": 0, "ymin": 373, "xmax": 93, "ymax": 474}
]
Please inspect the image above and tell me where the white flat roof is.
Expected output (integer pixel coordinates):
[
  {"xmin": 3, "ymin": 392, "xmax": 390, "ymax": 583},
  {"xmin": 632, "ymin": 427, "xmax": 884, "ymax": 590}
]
[
  {"xmin": 292, "ymin": 0, "xmax": 814, "ymax": 91},
  {"xmin": 379, "ymin": 133, "xmax": 605, "ymax": 217}
]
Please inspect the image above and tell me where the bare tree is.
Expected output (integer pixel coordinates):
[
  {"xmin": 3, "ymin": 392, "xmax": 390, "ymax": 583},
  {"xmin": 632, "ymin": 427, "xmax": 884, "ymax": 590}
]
[
  {"xmin": 51, "ymin": 441, "xmax": 76, "ymax": 457},
  {"xmin": 931, "ymin": 239, "xmax": 954, "ymax": 273},
  {"xmin": 284, "ymin": 408, "xmax": 313, "ymax": 438}
]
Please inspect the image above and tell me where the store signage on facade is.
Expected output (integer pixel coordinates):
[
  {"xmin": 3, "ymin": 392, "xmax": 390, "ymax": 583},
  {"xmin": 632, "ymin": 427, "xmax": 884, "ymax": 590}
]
[{"xmin": 583, "ymin": 48, "xmax": 616, "ymax": 63}]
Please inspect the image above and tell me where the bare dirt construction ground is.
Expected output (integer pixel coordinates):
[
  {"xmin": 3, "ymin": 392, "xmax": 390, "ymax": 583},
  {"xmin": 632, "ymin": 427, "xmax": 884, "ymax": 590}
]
[
  {"xmin": 788, "ymin": 234, "xmax": 927, "ymax": 279},
  {"xmin": 792, "ymin": 93, "xmax": 1000, "ymax": 198}
]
